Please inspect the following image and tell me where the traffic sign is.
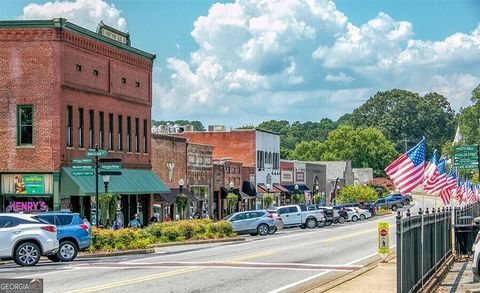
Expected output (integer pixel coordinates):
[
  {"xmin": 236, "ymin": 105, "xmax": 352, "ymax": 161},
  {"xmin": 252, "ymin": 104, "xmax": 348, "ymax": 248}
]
[
  {"xmin": 72, "ymin": 159, "xmax": 94, "ymax": 164},
  {"xmin": 72, "ymin": 171, "xmax": 94, "ymax": 176},
  {"xmin": 99, "ymin": 157, "xmax": 122, "ymax": 163},
  {"xmin": 454, "ymin": 152, "xmax": 478, "ymax": 158},
  {"xmin": 86, "ymin": 150, "xmax": 108, "ymax": 157},
  {"xmin": 455, "ymin": 145, "xmax": 479, "ymax": 152},
  {"xmin": 378, "ymin": 222, "xmax": 390, "ymax": 255},
  {"xmin": 456, "ymin": 164, "xmax": 479, "ymax": 170},
  {"xmin": 72, "ymin": 165, "xmax": 94, "ymax": 170},
  {"xmin": 99, "ymin": 171, "xmax": 122, "ymax": 176},
  {"xmin": 454, "ymin": 158, "xmax": 479, "ymax": 164},
  {"xmin": 99, "ymin": 165, "xmax": 122, "ymax": 170}
]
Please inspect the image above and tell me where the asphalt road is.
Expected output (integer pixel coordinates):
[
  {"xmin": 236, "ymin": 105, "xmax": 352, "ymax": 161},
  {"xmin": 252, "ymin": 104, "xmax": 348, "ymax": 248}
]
[{"xmin": 1, "ymin": 196, "xmax": 437, "ymax": 293}]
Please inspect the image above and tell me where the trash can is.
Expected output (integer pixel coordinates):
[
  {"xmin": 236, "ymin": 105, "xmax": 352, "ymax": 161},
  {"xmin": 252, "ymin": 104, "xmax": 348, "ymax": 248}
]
[{"xmin": 454, "ymin": 224, "xmax": 480, "ymax": 255}]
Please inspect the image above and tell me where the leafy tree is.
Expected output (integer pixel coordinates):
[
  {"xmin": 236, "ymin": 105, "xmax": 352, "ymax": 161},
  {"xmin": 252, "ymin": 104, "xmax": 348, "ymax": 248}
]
[
  {"xmin": 458, "ymin": 85, "xmax": 480, "ymax": 145},
  {"xmin": 367, "ymin": 178, "xmax": 395, "ymax": 197},
  {"xmin": 237, "ymin": 125, "xmax": 255, "ymax": 130},
  {"xmin": 336, "ymin": 185, "xmax": 378, "ymax": 204},
  {"xmin": 290, "ymin": 125, "xmax": 398, "ymax": 177},
  {"xmin": 350, "ymin": 89, "xmax": 456, "ymax": 152}
]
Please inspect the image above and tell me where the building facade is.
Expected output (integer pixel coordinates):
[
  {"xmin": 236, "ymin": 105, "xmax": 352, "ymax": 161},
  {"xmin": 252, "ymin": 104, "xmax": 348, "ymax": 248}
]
[
  {"xmin": 186, "ymin": 143, "xmax": 214, "ymax": 217},
  {"xmin": 0, "ymin": 19, "xmax": 168, "ymax": 226}
]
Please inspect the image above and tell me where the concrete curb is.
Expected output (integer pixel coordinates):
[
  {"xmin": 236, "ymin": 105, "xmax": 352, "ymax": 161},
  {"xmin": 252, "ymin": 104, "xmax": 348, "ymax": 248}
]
[
  {"xmin": 300, "ymin": 253, "xmax": 396, "ymax": 293},
  {"xmin": 419, "ymin": 254, "xmax": 455, "ymax": 293},
  {"xmin": 77, "ymin": 248, "xmax": 156, "ymax": 259},
  {"xmin": 148, "ymin": 237, "xmax": 246, "ymax": 248}
]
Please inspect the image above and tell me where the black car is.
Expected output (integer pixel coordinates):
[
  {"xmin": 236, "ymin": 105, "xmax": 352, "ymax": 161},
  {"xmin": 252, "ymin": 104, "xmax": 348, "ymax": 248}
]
[
  {"xmin": 387, "ymin": 194, "xmax": 412, "ymax": 205},
  {"xmin": 310, "ymin": 206, "xmax": 334, "ymax": 226}
]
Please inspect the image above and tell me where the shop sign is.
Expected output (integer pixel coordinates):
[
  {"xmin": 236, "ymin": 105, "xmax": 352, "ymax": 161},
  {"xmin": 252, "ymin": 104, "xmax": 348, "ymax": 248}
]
[
  {"xmin": 6, "ymin": 199, "xmax": 49, "ymax": 212},
  {"xmin": 295, "ymin": 172, "xmax": 305, "ymax": 182},
  {"xmin": 281, "ymin": 171, "xmax": 293, "ymax": 182},
  {"xmin": 14, "ymin": 175, "xmax": 44, "ymax": 194}
]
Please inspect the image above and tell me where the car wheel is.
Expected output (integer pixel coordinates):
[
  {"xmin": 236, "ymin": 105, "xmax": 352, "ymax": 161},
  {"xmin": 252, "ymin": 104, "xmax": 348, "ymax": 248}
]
[
  {"xmin": 306, "ymin": 218, "xmax": 317, "ymax": 229},
  {"xmin": 325, "ymin": 221, "xmax": 333, "ymax": 226},
  {"xmin": 268, "ymin": 226, "xmax": 277, "ymax": 234},
  {"xmin": 47, "ymin": 255, "xmax": 60, "ymax": 262},
  {"xmin": 14, "ymin": 242, "xmax": 41, "ymax": 266},
  {"xmin": 391, "ymin": 205, "xmax": 398, "ymax": 211},
  {"xmin": 360, "ymin": 214, "xmax": 366, "ymax": 221},
  {"xmin": 405, "ymin": 200, "xmax": 410, "ymax": 205},
  {"xmin": 338, "ymin": 217, "xmax": 346, "ymax": 224},
  {"xmin": 250, "ymin": 233, "xmax": 258, "ymax": 236},
  {"xmin": 257, "ymin": 224, "xmax": 269, "ymax": 236},
  {"xmin": 57, "ymin": 240, "xmax": 78, "ymax": 262},
  {"xmin": 352, "ymin": 215, "xmax": 359, "ymax": 222}
]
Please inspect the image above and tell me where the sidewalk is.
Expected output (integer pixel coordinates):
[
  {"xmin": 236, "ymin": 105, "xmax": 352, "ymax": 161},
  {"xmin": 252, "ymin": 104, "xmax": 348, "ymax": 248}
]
[
  {"xmin": 437, "ymin": 260, "xmax": 480, "ymax": 293},
  {"xmin": 307, "ymin": 256, "xmax": 396, "ymax": 293}
]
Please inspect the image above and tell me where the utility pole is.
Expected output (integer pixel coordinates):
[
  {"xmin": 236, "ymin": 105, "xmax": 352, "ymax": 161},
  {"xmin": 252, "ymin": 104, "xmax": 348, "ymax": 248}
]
[
  {"xmin": 404, "ymin": 138, "xmax": 408, "ymax": 153},
  {"xmin": 95, "ymin": 145, "xmax": 99, "ymax": 228}
]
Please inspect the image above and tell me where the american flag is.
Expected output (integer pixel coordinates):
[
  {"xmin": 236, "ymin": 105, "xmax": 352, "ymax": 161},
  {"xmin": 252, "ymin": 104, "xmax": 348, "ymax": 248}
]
[
  {"xmin": 385, "ymin": 139, "xmax": 426, "ymax": 195},
  {"xmin": 439, "ymin": 168, "xmax": 457, "ymax": 205},
  {"xmin": 423, "ymin": 150, "xmax": 438, "ymax": 183},
  {"xmin": 467, "ymin": 181, "xmax": 478, "ymax": 204},
  {"xmin": 456, "ymin": 180, "xmax": 465, "ymax": 204}
]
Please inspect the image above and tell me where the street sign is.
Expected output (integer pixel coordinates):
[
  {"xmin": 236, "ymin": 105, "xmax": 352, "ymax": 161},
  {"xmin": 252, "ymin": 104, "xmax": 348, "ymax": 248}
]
[
  {"xmin": 86, "ymin": 150, "xmax": 108, "ymax": 157},
  {"xmin": 455, "ymin": 145, "xmax": 479, "ymax": 152},
  {"xmin": 72, "ymin": 159, "xmax": 94, "ymax": 164},
  {"xmin": 456, "ymin": 164, "xmax": 479, "ymax": 170},
  {"xmin": 378, "ymin": 222, "xmax": 390, "ymax": 255},
  {"xmin": 72, "ymin": 165, "xmax": 94, "ymax": 170},
  {"xmin": 99, "ymin": 171, "xmax": 122, "ymax": 176},
  {"xmin": 72, "ymin": 171, "xmax": 94, "ymax": 176},
  {"xmin": 99, "ymin": 165, "xmax": 122, "ymax": 170},
  {"xmin": 454, "ymin": 159, "xmax": 479, "ymax": 165},
  {"xmin": 99, "ymin": 157, "xmax": 122, "ymax": 163},
  {"xmin": 454, "ymin": 152, "xmax": 478, "ymax": 158}
]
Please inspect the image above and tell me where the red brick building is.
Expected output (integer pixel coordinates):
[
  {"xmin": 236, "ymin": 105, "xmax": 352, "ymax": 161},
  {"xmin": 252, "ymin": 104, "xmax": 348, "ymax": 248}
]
[
  {"xmin": 186, "ymin": 143, "xmax": 214, "ymax": 217},
  {"xmin": 0, "ymin": 19, "xmax": 168, "ymax": 226}
]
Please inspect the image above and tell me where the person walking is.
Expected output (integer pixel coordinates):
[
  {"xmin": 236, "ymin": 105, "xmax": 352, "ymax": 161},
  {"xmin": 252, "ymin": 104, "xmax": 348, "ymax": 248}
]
[{"xmin": 128, "ymin": 214, "xmax": 140, "ymax": 228}]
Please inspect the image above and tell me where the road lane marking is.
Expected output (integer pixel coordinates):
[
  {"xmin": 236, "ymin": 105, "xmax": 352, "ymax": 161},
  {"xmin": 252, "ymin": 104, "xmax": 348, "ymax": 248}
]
[
  {"xmin": 63, "ymin": 266, "xmax": 203, "ymax": 293},
  {"xmin": 64, "ymin": 251, "xmax": 275, "ymax": 292}
]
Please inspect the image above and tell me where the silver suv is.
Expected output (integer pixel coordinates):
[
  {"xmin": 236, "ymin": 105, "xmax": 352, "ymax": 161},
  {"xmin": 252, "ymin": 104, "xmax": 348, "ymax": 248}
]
[
  {"xmin": 0, "ymin": 214, "xmax": 59, "ymax": 266},
  {"xmin": 224, "ymin": 210, "xmax": 275, "ymax": 236}
]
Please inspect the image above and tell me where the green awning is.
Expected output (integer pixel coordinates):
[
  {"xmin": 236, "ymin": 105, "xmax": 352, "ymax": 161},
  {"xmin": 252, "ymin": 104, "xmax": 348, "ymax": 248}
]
[{"xmin": 60, "ymin": 167, "xmax": 170, "ymax": 197}]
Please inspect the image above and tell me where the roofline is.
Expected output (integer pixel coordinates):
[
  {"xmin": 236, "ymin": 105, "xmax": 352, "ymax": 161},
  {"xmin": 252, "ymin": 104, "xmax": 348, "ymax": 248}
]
[{"xmin": 0, "ymin": 18, "xmax": 156, "ymax": 61}]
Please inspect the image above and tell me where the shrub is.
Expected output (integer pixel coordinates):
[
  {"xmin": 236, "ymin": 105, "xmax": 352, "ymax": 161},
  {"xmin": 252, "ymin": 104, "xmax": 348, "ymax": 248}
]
[
  {"xmin": 162, "ymin": 225, "xmax": 180, "ymax": 242},
  {"xmin": 176, "ymin": 220, "xmax": 195, "ymax": 240},
  {"xmin": 337, "ymin": 185, "xmax": 378, "ymax": 204},
  {"xmin": 215, "ymin": 221, "xmax": 235, "ymax": 237}
]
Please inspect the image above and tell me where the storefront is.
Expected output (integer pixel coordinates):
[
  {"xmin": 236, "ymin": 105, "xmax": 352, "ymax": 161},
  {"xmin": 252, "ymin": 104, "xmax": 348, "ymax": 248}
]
[
  {"xmin": 1, "ymin": 174, "xmax": 55, "ymax": 213},
  {"xmin": 60, "ymin": 167, "xmax": 169, "ymax": 226}
]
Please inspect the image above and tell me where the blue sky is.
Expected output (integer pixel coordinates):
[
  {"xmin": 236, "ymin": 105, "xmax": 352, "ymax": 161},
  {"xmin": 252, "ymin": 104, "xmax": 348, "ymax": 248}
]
[{"xmin": 2, "ymin": 0, "xmax": 480, "ymax": 127}]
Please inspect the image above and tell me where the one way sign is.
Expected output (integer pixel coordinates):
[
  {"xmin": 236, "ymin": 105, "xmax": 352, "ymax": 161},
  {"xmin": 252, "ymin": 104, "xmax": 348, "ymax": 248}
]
[{"xmin": 378, "ymin": 222, "xmax": 390, "ymax": 255}]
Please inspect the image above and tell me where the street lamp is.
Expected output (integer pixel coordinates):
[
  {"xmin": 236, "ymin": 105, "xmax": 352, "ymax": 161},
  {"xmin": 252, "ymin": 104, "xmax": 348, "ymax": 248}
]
[
  {"xmin": 103, "ymin": 175, "xmax": 110, "ymax": 193},
  {"xmin": 178, "ymin": 178, "xmax": 184, "ymax": 194},
  {"xmin": 229, "ymin": 181, "xmax": 234, "ymax": 193},
  {"xmin": 266, "ymin": 183, "xmax": 271, "ymax": 194},
  {"xmin": 315, "ymin": 185, "xmax": 320, "ymax": 205}
]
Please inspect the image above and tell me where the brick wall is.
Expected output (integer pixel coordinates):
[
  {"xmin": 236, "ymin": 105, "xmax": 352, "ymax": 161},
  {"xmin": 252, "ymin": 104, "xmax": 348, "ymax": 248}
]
[
  {"xmin": 177, "ymin": 130, "xmax": 256, "ymax": 167},
  {"xmin": 151, "ymin": 134, "xmax": 187, "ymax": 189},
  {"xmin": 0, "ymin": 26, "xmax": 153, "ymax": 172},
  {"xmin": 187, "ymin": 143, "xmax": 213, "ymax": 186}
]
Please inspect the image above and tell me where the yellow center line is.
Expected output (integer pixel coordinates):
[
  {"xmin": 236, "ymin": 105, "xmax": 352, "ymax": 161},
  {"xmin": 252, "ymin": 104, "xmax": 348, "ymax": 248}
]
[
  {"xmin": 64, "ymin": 251, "xmax": 273, "ymax": 293},
  {"xmin": 320, "ymin": 224, "xmax": 395, "ymax": 244}
]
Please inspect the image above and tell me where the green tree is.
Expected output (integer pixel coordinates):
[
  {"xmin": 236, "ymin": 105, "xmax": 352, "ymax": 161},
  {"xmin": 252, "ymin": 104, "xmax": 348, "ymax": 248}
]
[
  {"xmin": 226, "ymin": 193, "xmax": 238, "ymax": 214},
  {"xmin": 263, "ymin": 193, "xmax": 274, "ymax": 209},
  {"xmin": 458, "ymin": 85, "xmax": 480, "ymax": 145},
  {"xmin": 336, "ymin": 185, "xmax": 378, "ymax": 204},
  {"xmin": 290, "ymin": 141, "xmax": 325, "ymax": 161},
  {"xmin": 176, "ymin": 194, "xmax": 188, "ymax": 220},
  {"xmin": 350, "ymin": 89, "xmax": 456, "ymax": 152}
]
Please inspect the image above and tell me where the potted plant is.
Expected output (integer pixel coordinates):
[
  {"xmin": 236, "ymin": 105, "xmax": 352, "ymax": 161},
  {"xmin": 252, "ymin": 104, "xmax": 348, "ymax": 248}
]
[
  {"xmin": 176, "ymin": 193, "xmax": 188, "ymax": 220},
  {"xmin": 226, "ymin": 192, "xmax": 238, "ymax": 214}
]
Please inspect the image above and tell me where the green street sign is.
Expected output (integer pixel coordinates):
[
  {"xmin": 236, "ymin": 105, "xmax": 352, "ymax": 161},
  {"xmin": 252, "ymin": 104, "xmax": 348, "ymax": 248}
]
[
  {"xmin": 454, "ymin": 145, "xmax": 478, "ymax": 152},
  {"xmin": 99, "ymin": 165, "xmax": 122, "ymax": 170},
  {"xmin": 86, "ymin": 151, "xmax": 108, "ymax": 157},
  {"xmin": 72, "ymin": 171, "xmax": 94, "ymax": 176},
  {"xmin": 454, "ymin": 158, "xmax": 479, "ymax": 164},
  {"xmin": 72, "ymin": 165, "xmax": 94, "ymax": 170},
  {"xmin": 72, "ymin": 159, "xmax": 94, "ymax": 164},
  {"xmin": 456, "ymin": 164, "xmax": 479, "ymax": 170}
]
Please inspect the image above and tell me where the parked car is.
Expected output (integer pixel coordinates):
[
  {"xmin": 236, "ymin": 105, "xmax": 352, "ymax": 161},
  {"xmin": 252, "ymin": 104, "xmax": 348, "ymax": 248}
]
[
  {"xmin": 473, "ymin": 231, "xmax": 480, "ymax": 281},
  {"xmin": 276, "ymin": 205, "xmax": 325, "ymax": 229},
  {"xmin": 339, "ymin": 203, "xmax": 376, "ymax": 216},
  {"xmin": 266, "ymin": 210, "xmax": 284, "ymax": 234},
  {"xmin": 224, "ymin": 210, "xmax": 275, "ymax": 236},
  {"xmin": 386, "ymin": 194, "xmax": 412, "ymax": 205},
  {"xmin": 342, "ymin": 208, "xmax": 360, "ymax": 222},
  {"xmin": 331, "ymin": 206, "xmax": 351, "ymax": 223},
  {"xmin": 0, "ymin": 214, "xmax": 59, "ymax": 266},
  {"xmin": 310, "ymin": 206, "xmax": 338, "ymax": 226},
  {"xmin": 354, "ymin": 208, "xmax": 372, "ymax": 220},
  {"xmin": 374, "ymin": 198, "xmax": 404, "ymax": 211},
  {"xmin": 33, "ymin": 212, "xmax": 92, "ymax": 262}
]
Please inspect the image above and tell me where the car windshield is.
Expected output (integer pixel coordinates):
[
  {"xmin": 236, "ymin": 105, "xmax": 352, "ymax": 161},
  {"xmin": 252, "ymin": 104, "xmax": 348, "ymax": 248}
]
[{"xmin": 222, "ymin": 214, "xmax": 235, "ymax": 220}]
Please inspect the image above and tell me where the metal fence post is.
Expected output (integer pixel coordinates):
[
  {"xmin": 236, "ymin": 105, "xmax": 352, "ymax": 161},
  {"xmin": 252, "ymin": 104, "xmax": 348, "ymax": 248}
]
[
  {"xmin": 396, "ymin": 211, "xmax": 402, "ymax": 293},
  {"xmin": 433, "ymin": 207, "xmax": 437, "ymax": 272},
  {"xmin": 419, "ymin": 207, "xmax": 424, "ymax": 288}
]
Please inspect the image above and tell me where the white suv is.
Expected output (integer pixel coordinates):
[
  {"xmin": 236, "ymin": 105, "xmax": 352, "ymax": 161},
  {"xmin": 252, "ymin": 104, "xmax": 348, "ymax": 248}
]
[
  {"xmin": 0, "ymin": 214, "xmax": 59, "ymax": 266},
  {"xmin": 473, "ymin": 232, "xmax": 480, "ymax": 281}
]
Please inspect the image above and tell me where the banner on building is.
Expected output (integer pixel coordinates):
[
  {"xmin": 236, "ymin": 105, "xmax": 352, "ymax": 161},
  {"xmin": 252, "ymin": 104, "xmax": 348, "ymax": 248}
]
[{"xmin": 14, "ymin": 175, "xmax": 45, "ymax": 194}]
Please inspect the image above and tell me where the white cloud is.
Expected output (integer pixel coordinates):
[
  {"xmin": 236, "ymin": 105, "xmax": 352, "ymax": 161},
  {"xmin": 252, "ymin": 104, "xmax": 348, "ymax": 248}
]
[
  {"xmin": 20, "ymin": 0, "xmax": 126, "ymax": 31},
  {"xmin": 150, "ymin": 0, "xmax": 480, "ymax": 125}
]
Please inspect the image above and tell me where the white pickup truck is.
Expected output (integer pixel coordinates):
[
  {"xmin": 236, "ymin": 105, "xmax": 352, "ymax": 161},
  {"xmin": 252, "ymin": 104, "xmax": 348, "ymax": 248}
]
[{"xmin": 276, "ymin": 204, "xmax": 325, "ymax": 229}]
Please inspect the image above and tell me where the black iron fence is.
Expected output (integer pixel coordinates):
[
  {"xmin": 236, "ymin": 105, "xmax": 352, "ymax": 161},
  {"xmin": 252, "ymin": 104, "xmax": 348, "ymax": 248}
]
[
  {"xmin": 396, "ymin": 207, "xmax": 452, "ymax": 293},
  {"xmin": 454, "ymin": 202, "xmax": 480, "ymax": 224}
]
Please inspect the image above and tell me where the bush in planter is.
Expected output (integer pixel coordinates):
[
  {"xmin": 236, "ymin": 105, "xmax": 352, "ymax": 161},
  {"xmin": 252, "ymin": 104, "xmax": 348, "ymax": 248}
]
[
  {"xmin": 293, "ymin": 194, "xmax": 305, "ymax": 204},
  {"xmin": 176, "ymin": 194, "xmax": 188, "ymax": 220},
  {"xmin": 176, "ymin": 220, "xmax": 195, "ymax": 240},
  {"xmin": 313, "ymin": 194, "xmax": 322, "ymax": 205},
  {"xmin": 226, "ymin": 192, "xmax": 238, "ymax": 214},
  {"xmin": 263, "ymin": 193, "xmax": 274, "ymax": 208},
  {"xmin": 215, "ymin": 221, "xmax": 235, "ymax": 237}
]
